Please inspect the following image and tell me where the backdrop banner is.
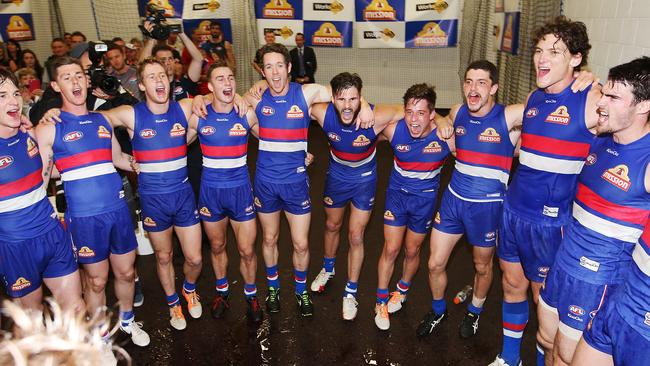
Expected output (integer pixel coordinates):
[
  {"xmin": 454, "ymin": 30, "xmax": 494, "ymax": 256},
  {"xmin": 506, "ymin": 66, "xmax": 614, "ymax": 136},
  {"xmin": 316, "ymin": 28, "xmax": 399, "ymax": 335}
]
[{"xmin": 0, "ymin": 0, "xmax": 35, "ymax": 41}]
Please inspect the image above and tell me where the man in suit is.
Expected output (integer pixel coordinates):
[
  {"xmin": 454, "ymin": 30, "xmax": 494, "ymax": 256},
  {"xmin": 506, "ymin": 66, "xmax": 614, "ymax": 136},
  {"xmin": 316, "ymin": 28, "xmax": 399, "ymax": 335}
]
[{"xmin": 290, "ymin": 33, "xmax": 317, "ymax": 84}]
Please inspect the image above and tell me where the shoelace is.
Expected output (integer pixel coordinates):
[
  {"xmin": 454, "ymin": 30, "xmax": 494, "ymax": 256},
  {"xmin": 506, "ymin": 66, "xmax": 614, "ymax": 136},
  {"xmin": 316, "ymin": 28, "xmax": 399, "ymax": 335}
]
[
  {"xmin": 388, "ymin": 292, "xmax": 404, "ymax": 304},
  {"xmin": 129, "ymin": 321, "xmax": 146, "ymax": 335},
  {"xmin": 171, "ymin": 306, "xmax": 184, "ymax": 318},
  {"xmin": 377, "ymin": 305, "xmax": 388, "ymax": 317},
  {"xmin": 301, "ymin": 292, "xmax": 310, "ymax": 304},
  {"xmin": 187, "ymin": 292, "xmax": 200, "ymax": 305}
]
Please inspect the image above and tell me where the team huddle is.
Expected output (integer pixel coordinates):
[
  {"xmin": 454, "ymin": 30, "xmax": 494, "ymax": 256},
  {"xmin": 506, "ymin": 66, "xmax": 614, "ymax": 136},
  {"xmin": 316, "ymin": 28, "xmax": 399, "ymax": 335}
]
[{"xmin": 0, "ymin": 15, "xmax": 649, "ymax": 366}]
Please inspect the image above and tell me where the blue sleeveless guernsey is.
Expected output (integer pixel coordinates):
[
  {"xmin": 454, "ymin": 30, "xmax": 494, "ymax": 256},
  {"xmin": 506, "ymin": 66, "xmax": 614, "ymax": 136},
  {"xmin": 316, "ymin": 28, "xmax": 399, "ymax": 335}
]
[
  {"xmin": 197, "ymin": 104, "xmax": 250, "ymax": 188},
  {"xmin": 555, "ymin": 133, "xmax": 650, "ymax": 284},
  {"xmin": 132, "ymin": 101, "xmax": 189, "ymax": 194},
  {"xmin": 0, "ymin": 131, "xmax": 58, "ymax": 241},
  {"xmin": 506, "ymin": 83, "xmax": 594, "ymax": 222},
  {"xmin": 619, "ymin": 219, "xmax": 650, "ymax": 340},
  {"xmin": 255, "ymin": 82, "xmax": 310, "ymax": 183},
  {"xmin": 388, "ymin": 119, "xmax": 450, "ymax": 197},
  {"xmin": 322, "ymin": 103, "xmax": 378, "ymax": 182},
  {"xmin": 449, "ymin": 104, "xmax": 514, "ymax": 201},
  {"xmin": 53, "ymin": 111, "xmax": 125, "ymax": 217}
]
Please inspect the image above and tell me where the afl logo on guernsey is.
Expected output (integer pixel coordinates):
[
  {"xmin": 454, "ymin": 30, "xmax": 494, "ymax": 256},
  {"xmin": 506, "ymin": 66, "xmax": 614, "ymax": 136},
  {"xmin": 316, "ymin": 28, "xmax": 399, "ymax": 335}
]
[
  {"xmin": 586, "ymin": 153, "xmax": 597, "ymax": 166},
  {"xmin": 0, "ymin": 155, "xmax": 13, "ymax": 169},
  {"xmin": 26, "ymin": 137, "xmax": 38, "ymax": 157},
  {"xmin": 97, "ymin": 125, "xmax": 111, "ymax": 139},
  {"xmin": 229, "ymin": 123, "xmax": 247, "ymax": 136},
  {"xmin": 200, "ymin": 126, "xmax": 216, "ymax": 135},
  {"xmin": 63, "ymin": 131, "xmax": 83, "ymax": 142},
  {"xmin": 455, "ymin": 126, "xmax": 466, "ymax": 136},
  {"xmin": 286, "ymin": 105, "xmax": 305, "ymax": 119},
  {"xmin": 327, "ymin": 132, "xmax": 341, "ymax": 142},
  {"xmin": 525, "ymin": 107, "xmax": 538, "ymax": 118},
  {"xmin": 261, "ymin": 106, "xmax": 274, "ymax": 116},
  {"xmin": 352, "ymin": 134, "xmax": 371, "ymax": 147},
  {"xmin": 423, "ymin": 141, "xmax": 442, "ymax": 153},
  {"xmin": 545, "ymin": 105, "xmax": 571, "ymax": 125},
  {"xmin": 478, "ymin": 128, "xmax": 501, "ymax": 143},
  {"xmin": 140, "ymin": 129, "xmax": 156, "ymax": 139},
  {"xmin": 602, "ymin": 164, "xmax": 631, "ymax": 191},
  {"xmin": 396, "ymin": 144, "xmax": 410, "ymax": 152},
  {"xmin": 170, "ymin": 123, "xmax": 186, "ymax": 137}
]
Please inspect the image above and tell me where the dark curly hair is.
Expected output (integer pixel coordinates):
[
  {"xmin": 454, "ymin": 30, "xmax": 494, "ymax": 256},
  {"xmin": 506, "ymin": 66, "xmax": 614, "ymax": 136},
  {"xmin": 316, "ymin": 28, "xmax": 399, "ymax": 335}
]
[
  {"xmin": 532, "ymin": 16, "xmax": 591, "ymax": 70},
  {"xmin": 403, "ymin": 83, "xmax": 436, "ymax": 112}
]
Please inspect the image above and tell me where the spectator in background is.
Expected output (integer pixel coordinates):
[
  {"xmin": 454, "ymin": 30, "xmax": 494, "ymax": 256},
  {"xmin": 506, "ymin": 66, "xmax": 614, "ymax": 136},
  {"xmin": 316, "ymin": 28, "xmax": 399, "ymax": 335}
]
[
  {"xmin": 111, "ymin": 37, "xmax": 126, "ymax": 50},
  {"xmin": 70, "ymin": 31, "xmax": 86, "ymax": 47},
  {"xmin": 16, "ymin": 67, "xmax": 43, "ymax": 116},
  {"xmin": 200, "ymin": 20, "xmax": 235, "ymax": 73},
  {"xmin": 63, "ymin": 32, "xmax": 72, "ymax": 47},
  {"xmin": 20, "ymin": 49, "xmax": 45, "ymax": 83},
  {"xmin": 166, "ymin": 31, "xmax": 184, "ymax": 54},
  {"xmin": 106, "ymin": 43, "xmax": 141, "ymax": 100},
  {"xmin": 127, "ymin": 38, "xmax": 143, "ymax": 66},
  {"xmin": 290, "ymin": 33, "xmax": 317, "ymax": 84},
  {"xmin": 44, "ymin": 38, "xmax": 69, "ymax": 81},
  {"xmin": 6, "ymin": 39, "xmax": 22, "ymax": 72},
  {"xmin": 0, "ymin": 42, "xmax": 10, "ymax": 70},
  {"xmin": 252, "ymin": 29, "xmax": 275, "ymax": 76}
]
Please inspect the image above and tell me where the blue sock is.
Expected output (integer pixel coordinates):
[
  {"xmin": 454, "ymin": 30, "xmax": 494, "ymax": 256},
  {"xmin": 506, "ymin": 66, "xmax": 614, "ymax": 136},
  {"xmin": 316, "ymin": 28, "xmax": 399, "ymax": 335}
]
[
  {"xmin": 344, "ymin": 281, "xmax": 358, "ymax": 298},
  {"xmin": 266, "ymin": 265, "xmax": 279, "ymax": 289},
  {"xmin": 501, "ymin": 300, "xmax": 529, "ymax": 366},
  {"xmin": 294, "ymin": 269, "xmax": 307, "ymax": 294},
  {"xmin": 432, "ymin": 298, "xmax": 447, "ymax": 315},
  {"xmin": 396, "ymin": 280, "xmax": 410, "ymax": 295},
  {"xmin": 166, "ymin": 293, "xmax": 180, "ymax": 307},
  {"xmin": 376, "ymin": 288, "xmax": 389, "ymax": 304},
  {"xmin": 183, "ymin": 280, "xmax": 196, "ymax": 293},
  {"xmin": 119, "ymin": 310, "xmax": 134, "ymax": 328},
  {"xmin": 244, "ymin": 283, "xmax": 257, "ymax": 299},
  {"xmin": 468, "ymin": 302, "xmax": 484, "ymax": 315},
  {"xmin": 536, "ymin": 343, "xmax": 545, "ymax": 366},
  {"xmin": 215, "ymin": 277, "xmax": 229, "ymax": 296},
  {"xmin": 323, "ymin": 257, "xmax": 336, "ymax": 273}
]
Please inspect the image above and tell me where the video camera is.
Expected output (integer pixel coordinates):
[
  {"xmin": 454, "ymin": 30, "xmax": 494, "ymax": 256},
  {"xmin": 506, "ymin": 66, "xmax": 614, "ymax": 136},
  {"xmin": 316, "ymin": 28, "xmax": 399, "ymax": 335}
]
[
  {"xmin": 87, "ymin": 41, "xmax": 120, "ymax": 96},
  {"xmin": 139, "ymin": 4, "xmax": 181, "ymax": 40}
]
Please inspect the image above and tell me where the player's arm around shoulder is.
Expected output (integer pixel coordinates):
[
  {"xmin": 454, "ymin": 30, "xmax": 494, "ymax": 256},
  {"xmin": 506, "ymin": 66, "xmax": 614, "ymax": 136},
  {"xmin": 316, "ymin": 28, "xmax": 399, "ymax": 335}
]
[
  {"xmin": 302, "ymin": 83, "xmax": 332, "ymax": 106},
  {"xmin": 373, "ymin": 104, "xmax": 404, "ymax": 135},
  {"xmin": 101, "ymin": 104, "xmax": 135, "ymax": 131},
  {"xmin": 380, "ymin": 119, "xmax": 399, "ymax": 143}
]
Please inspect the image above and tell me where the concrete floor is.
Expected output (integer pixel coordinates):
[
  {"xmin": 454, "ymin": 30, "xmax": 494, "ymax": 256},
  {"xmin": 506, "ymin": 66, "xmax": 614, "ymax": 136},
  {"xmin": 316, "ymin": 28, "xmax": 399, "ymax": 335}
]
[{"xmin": 112, "ymin": 123, "xmax": 538, "ymax": 365}]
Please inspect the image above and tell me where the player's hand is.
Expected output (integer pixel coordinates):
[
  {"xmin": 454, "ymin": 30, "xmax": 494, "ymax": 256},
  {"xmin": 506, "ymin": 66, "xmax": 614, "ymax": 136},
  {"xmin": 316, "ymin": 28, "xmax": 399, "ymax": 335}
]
[
  {"xmin": 248, "ymin": 80, "xmax": 268, "ymax": 100},
  {"xmin": 19, "ymin": 114, "xmax": 33, "ymax": 132},
  {"xmin": 192, "ymin": 95, "xmax": 208, "ymax": 118},
  {"xmin": 305, "ymin": 152, "xmax": 314, "ymax": 167},
  {"xmin": 355, "ymin": 98, "xmax": 374, "ymax": 130},
  {"xmin": 92, "ymin": 88, "xmax": 113, "ymax": 100},
  {"xmin": 435, "ymin": 118, "xmax": 454, "ymax": 140},
  {"xmin": 233, "ymin": 93, "xmax": 248, "ymax": 117},
  {"xmin": 40, "ymin": 108, "xmax": 62, "ymax": 125},
  {"xmin": 129, "ymin": 156, "xmax": 140, "ymax": 174},
  {"xmin": 572, "ymin": 70, "xmax": 599, "ymax": 92}
]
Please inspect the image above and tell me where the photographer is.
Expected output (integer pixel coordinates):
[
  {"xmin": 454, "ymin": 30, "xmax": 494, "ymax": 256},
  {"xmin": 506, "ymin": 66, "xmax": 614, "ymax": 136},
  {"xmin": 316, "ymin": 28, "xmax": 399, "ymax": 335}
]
[
  {"xmin": 29, "ymin": 42, "xmax": 138, "ymax": 124},
  {"xmin": 140, "ymin": 20, "xmax": 203, "ymax": 100}
]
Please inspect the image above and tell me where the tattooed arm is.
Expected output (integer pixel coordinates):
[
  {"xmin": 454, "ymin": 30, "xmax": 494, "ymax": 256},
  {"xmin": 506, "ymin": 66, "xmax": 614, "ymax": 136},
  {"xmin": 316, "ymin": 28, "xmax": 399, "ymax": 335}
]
[{"xmin": 34, "ymin": 122, "xmax": 59, "ymax": 180}]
